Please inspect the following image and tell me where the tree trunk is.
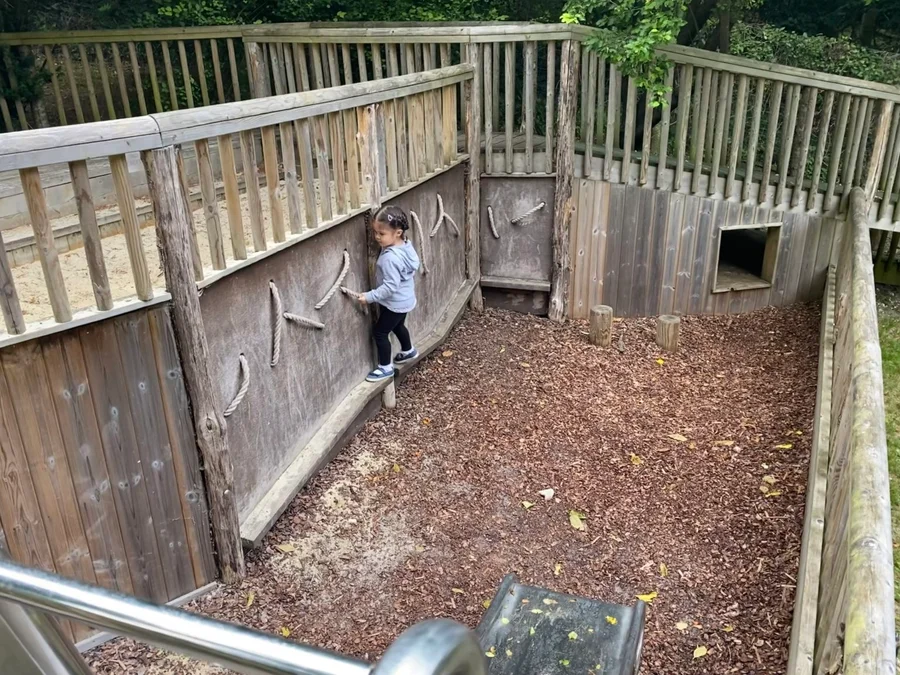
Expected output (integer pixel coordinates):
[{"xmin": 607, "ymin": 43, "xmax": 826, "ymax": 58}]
[
  {"xmin": 677, "ymin": 0, "xmax": 718, "ymax": 46},
  {"xmin": 858, "ymin": 6, "xmax": 878, "ymax": 47},
  {"xmin": 718, "ymin": 9, "xmax": 731, "ymax": 53}
]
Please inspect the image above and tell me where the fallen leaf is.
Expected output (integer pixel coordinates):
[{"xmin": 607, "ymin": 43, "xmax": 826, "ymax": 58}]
[
  {"xmin": 775, "ymin": 443, "xmax": 793, "ymax": 449},
  {"xmin": 529, "ymin": 627, "xmax": 536, "ymax": 636},
  {"xmin": 520, "ymin": 362, "xmax": 531, "ymax": 369},
  {"xmin": 422, "ymin": 418, "xmax": 431, "ymax": 426},
  {"xmin": 501, "ymin": 618, "xmax": 510, "ymax": 625},
  {"xmin": 499, "ymin": 346, "xmax": 506, "ymax": 353},
  {"xmin": 482, "ymin": 599, "xmax": 491, "ymax": 609},
  {"xmin": 606, "ymin": 616, "xmax": 618, "ymax": 625},
  {"xmin": 636, "ymin": 591, "xmax": 658, "ymax": 603},
  {"xmin": 693, "ymin": 646, "xmax": 708, "ymax": 659},
  {"xmin": 542, "ymin": 598, "xmax": 558, "ymax": 605},
  {"xmin": 538, "ymin": 488, "xmax": 555, "ymax": 500},
  {"xmin": 762, "ymin": 474, "xmax": 777, "ymax": 485},
  {"xmin": 759, "ymin": 485, "xmax": 770, "ymax": 494},
  {"xmin": 522, "ymin": 501, "xmax": 535, "ymax": 510},
  {"xmin": 452, "ymin": 588, "xmax": 465, "ymax": 594},
  {"xmin": 554, "ymin": 562, "xmax": 563, "ymax": 576},
  {"xmin": 392, "ymin": 464, "xmax": 402, "ymax": 473},
  {"xmin": 559, "ymin": 660, "xmax": 570, "ymax": 667},
  {"xmin": 675, "ymin": 621, "xmax": 689, "ymax": 631},
  {"xmin": 714, "ymin": 440, "xmax": 734, "ymax": 446},
  {"xmin": 246, "ymin": 592, "xmax": 255, "ymax": 608},
  {"xmin": 659, "ymin": 562, "xmax": 668, "ymax": 577},
  {"xmin": 722, "ymin": 625, "xmax": 735, "ymax": 633},
  {"xmin": 630, "ymin": 453, "xmax": 644, "ymax": 465},
  {"xmin": 568, "ymin": 510, "xmax": 586, "ymax": 531},
  {"xmin": 415, "ymin": 545, "xmax": 426, "ymax": 553},
  {"xmin": 442, "ymin": 350, "xmax": 454, "ymax": 357},
  {"xmin": 275, "ymin": 543, "xmax": 295, "ymax": 553},
  {"xmin": 766, "ymin": 490, "xmax": 782, "ymax": 497},
  {"xmin": 530, "ymin": 609, "xmax": 543, "ymax": 614},
  {"xmin": 656, "ymin": 358, "xmax": 665, "ymax": 365},
  {"xmin": 568, "ymin": 631, "xmax": 578, "ymax": 641},
  {"xmin": 280, "ymin": 627, "xmax": 291, "ymax": 638},
  {"xmin": 669, "ymin": 433, "xmax": 688, "ymax": 443},
  {"xmin": 485, "ymin": 647, "xmax": 496, "ymax": 658},
  {"xmin": 506, "ymin": 649, "xmax": 513, "ymax": 657}
]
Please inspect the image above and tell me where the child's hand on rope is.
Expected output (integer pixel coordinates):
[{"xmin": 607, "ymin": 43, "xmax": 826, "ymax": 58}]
[{"xmin": 355, "ymin": 293, "xmax": 368, "ymax": 305}]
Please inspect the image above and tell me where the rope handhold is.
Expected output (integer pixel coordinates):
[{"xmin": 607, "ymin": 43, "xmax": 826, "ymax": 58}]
[
  {"xmin": 410, "ymin": 210, "xmax": 430, "ymax": 275},
  {"xmin": 270, "ymin": 281, "xmax": 284, "ymax": 367},
  {"xmin": 487, "ymin": 205, "xmax": 500, "ymax": 239},
  {"xmin": 224, "ymin": 354, "xmax": 250, "ymax": 418},
  {"xmin": 283, "ymin": 312, "xmax": 325, "ymax": 330},
  {"xmin": 315, "ymin": 250, "xmax": 351, "ymax": 310},
  {"xmin": 510, "ymin": 201, "xmax": 546, "ymax": 225},
  {"xmin": 430, "ymin": 194, "xmax": 460, "ymax": 238}
]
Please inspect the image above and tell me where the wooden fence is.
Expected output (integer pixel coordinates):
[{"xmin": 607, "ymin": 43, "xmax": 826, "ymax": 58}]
[{"xmin": 0, "ymin": 64, "xmax": 467, "ymax": 341}]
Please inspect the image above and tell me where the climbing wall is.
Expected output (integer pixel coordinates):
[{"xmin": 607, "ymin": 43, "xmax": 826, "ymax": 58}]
[
  {"xmin": 479, "ymin": 176, "xmax": 555, "ymax": 285},
  {"xmin": 199, "ymin": 216, "xmax": 372, "ymax": 520}
]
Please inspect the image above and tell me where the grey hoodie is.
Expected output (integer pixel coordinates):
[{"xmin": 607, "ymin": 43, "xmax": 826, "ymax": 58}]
[{"xmin": 364, "ymin": 240, "xmax": 420, "ymax": 313}]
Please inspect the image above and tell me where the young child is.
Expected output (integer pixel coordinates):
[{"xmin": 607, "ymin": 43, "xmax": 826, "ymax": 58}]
[{"xmin": 354, "ymin": 205, "xmax": 421, "ymax": 382}]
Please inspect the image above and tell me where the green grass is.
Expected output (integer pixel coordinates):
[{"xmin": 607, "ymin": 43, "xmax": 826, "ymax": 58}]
[{"xmin": 876, "ymin": 294, "xmax": 900, "ymax": 620}]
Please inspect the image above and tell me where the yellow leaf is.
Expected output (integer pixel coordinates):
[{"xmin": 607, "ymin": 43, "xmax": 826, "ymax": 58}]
[
  {"xmin": 568, "ymin": 631, "xmax": 578, "ymax": 641},
  {"xmin": 485, "ymin": 647, "xmax": 496, "ymax": 658},
  {"xmin": 392, "ymin": 464, "xmax": 402, "ymax": 473},
  {"xmin": 531, "ymin": 609, "xmax": 543, "ymax": 614},
  {"xmin": 669, "ymin": 433, "xmax": 688, "ymax": 442},
  {"xmin": 630, "ymin": 453, "xmax": 644, "ymax": 465},
  {"xmin": 675, "ymin": 621, "xmax": 689, "ymax": 631},
  {"xmin": 483, "ymin": 599, "xmax": 491, "ymax": 609},
  {"xmin": 759, "ymin": 485, "xmax": 770, "ymax": 494},
  {"xmin": 442, "ymin": 350, "xmax": 454, "ymax": 357},
  {"xmin": 656, "ymin": 358, "xmax": 665, "ymax": 365},
  {"xmin": 766, "ymin": 490, "xmax": 782, "ymax": 497},
  {"xmin": 762, "ymin": 474, "xmax": 777, "ymax": 485},
  {"xmin": 606, "ymin": 615, "xmax": 618, "ymax": 625},
  {"xmin": 500, "ymin": 346, "xmax": 506, "ymax": 353},
  {"xmin": 568, "ymin": 510, "xmax": 586, "ymax": 531},
  {"xmin": 659, "ymin": 562, "xmax": 668, "ymax": 577},
  {"xmin": 722, "ymin": 625, "xmax": 735, "ymax": 633},
  {"xmin": 554, "ymin": 562, "xmax": 563, "ymax": 576},
  {"xmin": 522, "ymin": 501, "xmax": 535, "ymax": 510},
  {"xmin": 529, "ymin": 627, "xmax": 536, "ymax": 636},
  {"xmin": 500, "ymin": 618, "xmax": 510, "ymax": 625},
  {"xmin": 714, "ymin": 440, "xmax": 734, "ymax": 446},
  {"xmin": 693, "ymin": 646, "xmax": 708, "ymax": 659},
  {"xmin": 543, "ymin": 598, "xmax": 558, "ymax": 605},
  {"xmin": 275, "ymin": 543, "xmax": 295, "ymax": 553},
  {"xmin": 520, "ymin": 362, "xmax": 531, "ymax": 369},
  {"xmin": 636, "ymin": 591, "xmax": 658, "ymax": 603},
  {"xmin": 559, "ymin": 659, "xmax": 570, "ymax": 667},
  {"xmin": 452, "ymin": 588, "xmax": 465, "ymax": 594},
  {"xmin": 246, "ymin": 592, "xmax": 255, "ymax": 608},
  {"xmin": 423, "ymin": 418, "xmax": 431, "ymax": 426},
  {"xmin": 506, "ymin": 649, "xmax": 513, "ymax": 657},
  {"xmin": 280, "ymin": 627, "xmax": 291, "ymax": 638},
  {"xmin": 775, "ymin": 443, "xmax": 793, "ymax": 449}
]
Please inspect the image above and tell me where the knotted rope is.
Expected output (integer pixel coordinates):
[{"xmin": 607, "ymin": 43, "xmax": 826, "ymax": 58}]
[
  {"xmin": 284, "ymin": 312, "xmax": 325, "ymax": 330},
  {"xmin": 270, "ymin": 281, "xmax": 284, "ymax": 367},
  {"xmin": 315, "ymin": 250, "xmax": 350, "ymax": 310},
  {"xmin": 430, "ymin": 194, "xmax": 460, "ymax": 238},
  {"xmin": 224, "ymin": 354, "xmax": 250, "ymax": 418},
  {"xmin": 487, "ymin": 205, "xmax": 500, "ymax": 239},
  {"xmin": 510, "ymin": 201, "xmax": 546, "ymax": 225},
  {"xmin": 410, "ymin": 210, "xmax": 430, "ymax": 275}
]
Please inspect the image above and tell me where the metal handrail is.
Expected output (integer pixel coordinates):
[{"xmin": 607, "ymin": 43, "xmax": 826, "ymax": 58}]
[{"xmin": 0, "ymin": 557, "xmax": 487, "ymax": 675}]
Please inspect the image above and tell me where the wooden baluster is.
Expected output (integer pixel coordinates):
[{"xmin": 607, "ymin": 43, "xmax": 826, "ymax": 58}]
[
  {"xmin": 43, "ymin": 46, "xmax": 67, "ymax": 125},
  {"xmin": 177, "ymin": 41, "xmax": 194, "ymax": 109},
  {"xmin": 422, "ymin": 47, "xmax": 437, "ymax": 174},
  {"xmin": 524, "ymin": 41, "xmax": 537, "ymax": 174},
  {"xmin": 69, "ymin": 160, "xmax": 113, "ymax": 311},
  {"xmin": 218, "ymin": 135, "xmax": 248, "ymax": 257},
  {"xmin": 742, "ymin": 78, "xmax": 765, "ymax": 202},
  {"xmin": 865, "ymin": 100, "xmax": 894, "ymax": 202},
  {"xmin": 94, "ymin": 44, "xmax": 117, "ymax": 119},
  {"xmin": 227, "ymin": 39, "xmax": 242, "ymax": 100},
  {"xmin": 110, "ymin": 44, "xmax": 132, "ymax": 117},
  {"xmin": 295, "ymin": 118, "xmax": 318, "ymax": 228},
  {"xmin": 504, "ymin": 42, "xmax": 515, "ymax": 173},
  {"xmin": 775, "ymin": 84, "xmax": 801, "ymax": 205},
  {"xmin": 790, "ymin": 87, "xmax": 819, "ymax": 208},
  {"xmin": 582, "ymin": 52, "xmax": 598, "ymax": 177},
  {"xmin": 357, "ymin": 44, "xmax": 369, "ymax": 82},
  {"xmin": 545, "ymin": 41, "xmax": 556, "ymax": 174},
  {"xmin": 878, "ymin": 106, "xmax": 900, "ymax": 221},
  {"xmin": 0, "ymin": 227, "xmax": 25, "ymax": 334},
  {"xmin": 194, "ymin": 140, "xmax": 227, "ymax": 269},
  {"xmin": 161, "ymin": 41, "xmax": 179, "ymax": 110},
  {"xmin": 639, "ymin": 85, "xmax": 653, "ymax": 186},
  {"xmin": 824, "ymin": 94, "xmax": 852, "ymax": 211},
  {"xmin": 239, "ymin": 131, "xmax": 266, "ymax": 251},
  {"xmin": 674, "ymin": 65, "xmax": 693, "ymax": 191},
  {"xmin": 78, "ymin": 44, "xmax": 101, "ymax": 121},
  {"xmin": 656, "ymin": 69, "xmax": 675, "ymax": 186},
  {"xmin": 622, "ymin": 77, "xmax": 638, "ymax": 185},
  {"xmin": 174, "ymin": 145, "xmax": 205, "ymax": 279},
  {"xmin": 128, "ymin": 42, "xmax": 148, "ymax": 115},
  {"xmin": 709, "ymin": 73, "xmax": 731, "ymax": 195},
  {"xmin": 109, "ymin": 155, "xmax": 152, "ymax": 300},
  {"xmin": 691, "ymin": 68, "xmax": 712, "ymax": 195},
  {"xmin": 61, "ymin": 46, "xmax": 85, "ymax": 124},
  {"xmin": 604, "ymin": 65, "xmax": 619, "ymax": 182},
  {"xmin": 726, "ymin": 75, "xmax": 749, "ymax": 200},
  {"xmin": 484, "ymin": 46, "xmax": 494, "ymax": 174},
  {"xmin": 312, "ymin": 114, "xmax": 334, "ymax": 221},
  {"xmin": 758, "ymin": 80, "xmax": 784, "ymax": 204},
  {"xmin": 144, "ymin": 42, "xmax": 164, "ymax": 112}
]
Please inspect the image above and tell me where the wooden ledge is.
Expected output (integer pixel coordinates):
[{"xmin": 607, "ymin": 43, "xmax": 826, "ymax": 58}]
[{"xmin": 480, "ymin": 275, "xmax": 551, "ymax": 292}]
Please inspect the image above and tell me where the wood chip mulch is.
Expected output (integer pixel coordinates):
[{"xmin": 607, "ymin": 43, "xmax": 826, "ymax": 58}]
[{"xmin": 89, "ymin": 304, "xmax": 820, "ymax": 675}]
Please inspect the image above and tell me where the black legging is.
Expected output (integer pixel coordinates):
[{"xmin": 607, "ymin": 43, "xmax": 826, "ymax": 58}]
[{"xmin": 374, "ymin": 306, "xmax": 412, "ymax": 366}]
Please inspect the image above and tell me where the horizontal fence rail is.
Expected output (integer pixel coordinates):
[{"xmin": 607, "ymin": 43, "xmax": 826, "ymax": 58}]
[{"xmin": 0, "ymin": 65, "xmax": 469, "ymax": 339}]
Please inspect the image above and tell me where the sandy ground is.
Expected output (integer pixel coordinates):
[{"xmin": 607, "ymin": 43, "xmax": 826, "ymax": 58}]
[
  {"xmin": 87, "ymin": 305, "xmax": 819, "ymax": 675},
  {"xmin": 6, "ymin": 174, "xmax": 354, "ymax": 328}
]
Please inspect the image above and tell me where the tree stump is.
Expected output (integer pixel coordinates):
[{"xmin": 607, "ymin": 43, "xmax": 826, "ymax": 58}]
[
  {"xmin": 589, "ymin": 305, "xmax": 614, "ymax": 347},
  {"xmin": 656, "ymin": 315, "xmax": 681, "ymax": 352},
  {"xmin": 383, "ymin": 380, "xmax": 397, "ymax": 409}
]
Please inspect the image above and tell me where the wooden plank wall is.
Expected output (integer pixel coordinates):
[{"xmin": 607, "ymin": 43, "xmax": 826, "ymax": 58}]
[
  {"xmin": 0, "ymin": 304, "xmax": 215, "ymax": 642},
  {"xmin": 567, "ymin": 180, "xmax": 839, "ymax": 319}
]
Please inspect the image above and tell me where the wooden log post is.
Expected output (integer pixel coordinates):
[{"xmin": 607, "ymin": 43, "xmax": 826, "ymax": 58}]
[
  {"xmin": 656, "ymin": 315, "xmax": 681, "ymax": 352},
  {"xmin": 589, "ymin": 305, "xmax": 613, "ymax": 347},
  {"xmin": 465, "ymin": 43, "xmax": 485, "ymax": 313},
  {"xmin": 147, "ymin": 146, "xmax": 245, "ymax": 583},
  {"xmin": 549, "ymin": 40, "xmax": 580, "ymax": 323}
]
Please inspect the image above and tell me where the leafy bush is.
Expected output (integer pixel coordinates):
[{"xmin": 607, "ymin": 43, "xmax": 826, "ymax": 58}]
[{"xmin": 730, "ymin": 22, "xmax": 900, "ymax": 85}]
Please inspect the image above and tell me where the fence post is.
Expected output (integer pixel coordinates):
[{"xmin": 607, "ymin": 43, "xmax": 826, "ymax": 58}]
[
  {"xmin": 465, "ymin": 43, "xmax": 485, "ymax": 313},
  {"xmin": 549, "ymin": 40, "xmax": 579, "ymax": 323},
  {"xmin": 146, "ymin": 146, "xmax": 246, "ymax": 584},
  {"xmin": 245, "ymin": 42, "xmax": 270, "ymax": 99}
]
